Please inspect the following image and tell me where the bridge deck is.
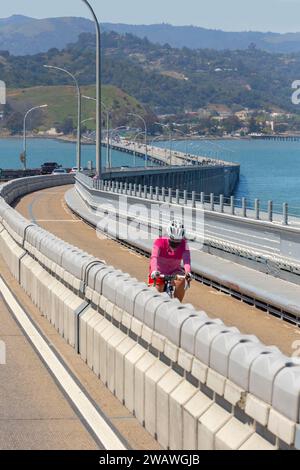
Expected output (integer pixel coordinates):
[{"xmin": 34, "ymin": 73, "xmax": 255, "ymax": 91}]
[{"xmin": 15, "ymin": 185, "xmax": 300, "ymax": 356}]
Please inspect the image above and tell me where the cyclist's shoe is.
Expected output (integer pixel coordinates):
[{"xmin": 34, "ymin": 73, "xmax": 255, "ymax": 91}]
[{"xmin": 185, "ymin": 272, "xmax": 193, "ymax": 281}]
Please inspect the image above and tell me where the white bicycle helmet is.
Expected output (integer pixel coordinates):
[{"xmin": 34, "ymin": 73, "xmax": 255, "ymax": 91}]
[{"xmin": 166, "ymin": 220, "xmax": 185, "ymax": 241}]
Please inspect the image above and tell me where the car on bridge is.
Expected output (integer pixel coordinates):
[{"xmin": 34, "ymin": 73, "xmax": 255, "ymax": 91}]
[
  {"xmin": 69, "ymin": 166, "xmax": 84, "ymax": 174},
  {"xmin": 41, "ymin": 162, "xmax": 60, "ymax": 175}
]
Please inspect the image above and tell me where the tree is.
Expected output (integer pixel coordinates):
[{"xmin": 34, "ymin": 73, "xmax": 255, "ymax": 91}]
[
  {"xmin": 5, "ymin": 111, "xmax": 23, "ymax": 134},
  {"xmin": 57, "ymin": 117, "xmax": 74, "ymax": 135},
  {"xmin": 222, "ymin": 116, "xmax": 242, "ymax": 133},
  {"xmin": 248, "ymin": 117, "xmax": 261, "ymax": 134}
]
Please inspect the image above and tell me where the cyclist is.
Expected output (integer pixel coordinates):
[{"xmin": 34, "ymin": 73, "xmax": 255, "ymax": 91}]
[{"xmin": 149, "ymin": 220, "xmax": 192, "ymax": 302}]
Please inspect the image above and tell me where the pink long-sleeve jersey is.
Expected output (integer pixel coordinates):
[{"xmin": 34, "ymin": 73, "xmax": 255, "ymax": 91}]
[{"xmin": 149, "ymin": 237, "xmax": 191, "ymax": 275}]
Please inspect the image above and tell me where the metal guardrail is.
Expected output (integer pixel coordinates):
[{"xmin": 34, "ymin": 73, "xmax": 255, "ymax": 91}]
[{"xmin": 81, "ymin": 172, "xmax": 295, "ymax": 227}]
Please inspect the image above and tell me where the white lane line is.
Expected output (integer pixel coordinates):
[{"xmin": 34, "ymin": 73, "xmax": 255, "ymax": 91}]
[
  {"xmin": 0, "ymin": 277, "xmax": 126, "ymax": 451},
  {"xmin": 35, "ymin": 220, "xmax": 81, "ymax": 223},
  {"xmin": 61, "ymin": 198, "xmax": 78, "ymax": 221}
]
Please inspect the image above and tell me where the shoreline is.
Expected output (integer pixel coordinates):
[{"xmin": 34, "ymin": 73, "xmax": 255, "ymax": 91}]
[{"xmin": 0, "ymin": 133, "xmax": 252, "ymax": 144}]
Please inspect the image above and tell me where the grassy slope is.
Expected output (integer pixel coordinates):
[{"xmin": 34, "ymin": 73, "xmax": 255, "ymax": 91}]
[{"xmin": 7, "ymin": 84, "xmax": 145, "ymax": 131}]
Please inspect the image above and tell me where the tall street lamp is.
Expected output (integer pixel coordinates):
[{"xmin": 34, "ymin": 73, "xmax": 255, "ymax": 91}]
[
  {"xmin": 133, "ymin": 131, "xmax": 146, "ymax": 167},
  {"xmin": 109, "ymin": 126, "xmax": 128, "ymax": 169},
  {"xmin": 128, "ymin": 113, "xmax": 148, "ymax": 168},
  {"xmin": 23, "ymin": 104, "xmax": 48, "ymax": 170},
  {"xmin": 173, "ymin": 128, "xmax": 188, "ymax": 164},
  {"xmin": 155, "ymin": 122, "xmax": 172, "ymax": 165},
  {"xmin": 82, "ymin": 95, "xmax": 111, "ymax": 169},
  {"xmin": 44, "ymin": 65, "xmax": 81, "ymax": 170},
  {"xmin": 81, "ymin": 0, "xmax": 102, "ymax": 178},
  {"xmin": 150, "ymin": 135, "xmax": 163, "ymax": 160}
]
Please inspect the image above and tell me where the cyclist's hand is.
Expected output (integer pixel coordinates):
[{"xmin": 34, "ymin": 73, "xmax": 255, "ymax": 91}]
[{"xmin": 151, "ymin": 270, "xmax": 160, "ymax": 280}]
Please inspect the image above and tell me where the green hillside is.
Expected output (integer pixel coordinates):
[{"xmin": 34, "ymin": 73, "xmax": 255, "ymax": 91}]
[{"xmin": 6, "ymin": 84, "xmax": 147, "ymax": 131}]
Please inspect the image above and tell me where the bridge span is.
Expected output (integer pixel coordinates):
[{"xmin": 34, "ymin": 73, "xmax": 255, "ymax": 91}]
[{"xmin": 0, "ymin": 175, "xmax": 299, "ymax": 450}]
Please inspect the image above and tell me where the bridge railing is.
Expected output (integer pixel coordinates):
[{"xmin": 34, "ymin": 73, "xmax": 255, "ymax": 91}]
[
  {"xmin": 0, "ymin": 174, "xmax": 299, "ymax": 450},
  {"xmin": 84, "ymin": 172, "xmax": 293, "ymax": 226}
]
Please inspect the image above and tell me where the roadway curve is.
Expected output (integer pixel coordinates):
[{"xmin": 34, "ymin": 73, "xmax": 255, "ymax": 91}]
[{"xmin": 16, "ymin": 185, "xmax": 300, "ymax": 356}]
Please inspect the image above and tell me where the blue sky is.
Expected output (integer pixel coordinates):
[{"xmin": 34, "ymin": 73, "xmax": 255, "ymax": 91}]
[{"xmin": 1, "ymin": 0, "xmax": 300, "ymax": 33}]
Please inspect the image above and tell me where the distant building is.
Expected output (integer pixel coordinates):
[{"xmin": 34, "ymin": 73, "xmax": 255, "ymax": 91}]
[{"xmin": 235, "ymin": 110, "xmax": 250, "ymax": 121}]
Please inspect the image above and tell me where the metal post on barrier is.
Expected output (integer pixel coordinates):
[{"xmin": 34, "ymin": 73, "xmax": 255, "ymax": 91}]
[
  {"xmin": 149, "ymin": 186, "xmax": 153, "ymax": 200},
  {"xmin": 242, "ymin": 197, "xmax": 247, "ymax": 218},
  {"xmin": 184, "ymin": 190, "xmax": 188, "ymax": 205},
  {"xmin": 156, "ymin": 186, "xmax": 159, "ymax": 201},
  {"xmin": 138, "ymin": 184, "xmax": 142, "ymax": 198},
  {"xmin": 192, "ymin": 191, "xmax": 196, "ymax": 208},
  {"xmin": 104, "ymin": 181, "xmax": 107, "ymax": 191},
  {"xmin": 169, "ymin": 188, "xmax": 172, "ymax": 204},
  {"xmin": 111, "ymin": 181, "xmax": 115, "ymax": 192},
  {"xmin": 119, "ymin": 182, "xmax": 123, "ymax": 193},
  {"xmin": 231, "ymin": 196, "xmax": 235, "ymax": 215},
  {"xmin": 255, "ymin": 199, "xmax": 260, "ymax": 220},
  {"xmin": 162, "ymin": 187, "xmax": 166, "ymax": 202},
  {"xmin": 176, "ymin": 189, "xmax": 179, "ymax": 204},
  {"xmin": 144, "ymin": 185, "xmax": 147, "ymax": 199},
  {"xmin": 200, "ymin": 192, "xmax": 205, "ymax": 205},
  {"xmin": 129, "ymin": 183, "xmax": 132, "ymax": 196},
  {"xmin": 268, "ymin": 200, "xmax": 273, "ymax": 222},
  {"xmin": 124, "ymin": 182, "xmax": 128, "ymax": 194},
  {"xmin": 220, "ymin": 194, "xmax": 224, "ymax": 213},
  {"xmin": 283, "ymin": 202, "xmax": 288, "ymax": 225},
  {"xmin": 116, "ymin": 181, "xmax": 119, "ymax": 193},
  {"xmin": 133, "ymin": 183, "xmax": 137, "ymax": 196},
  {"xmin": 210, "ymin": 193, "xmax": 214, "ymax": 211}
]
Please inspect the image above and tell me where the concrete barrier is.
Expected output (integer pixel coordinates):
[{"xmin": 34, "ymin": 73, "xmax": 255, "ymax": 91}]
[{"xmin": 0, "ymin": 175, "xmax": 299, "ymax": 450}]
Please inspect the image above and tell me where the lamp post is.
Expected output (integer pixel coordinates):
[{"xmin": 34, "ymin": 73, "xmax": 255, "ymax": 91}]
[
  {"xmin": 128, "ymin": 113, "xmax": 148, "ymax": 167},
  {"xmin": 44, "ymin": 65, "xmax": 81, "ymax": 170},
  {"xmin": 23, "ymin": 104, "xmax": 48, "ymax": 171},
  {"xmin": 81, "ymin": 117, "xmax": 95, "ymax": 125},
  {"xmin": 150, "ymin": 135, "xmax": 163, "ymax": 160},
  {"xmin": 81, "ymin": 0, "xmax": 102, "ymax": 178},
  {"xmin": 133, "ymin": 131, "xmax": 146, "ymax": 167},
  {"xmin": 109, "ymin": 126, "xmax": 128, "ymax": 169},
  {"xmin": 83, "ymin": 95, "xmax": 110, "ymax": 169},
  {"xmin": 173, "ymin": 128, "xmax": 188, "ymax": 164},
  {"xmin": 155, "ymin": 122, "xmax": 172, "ymax": 165}
]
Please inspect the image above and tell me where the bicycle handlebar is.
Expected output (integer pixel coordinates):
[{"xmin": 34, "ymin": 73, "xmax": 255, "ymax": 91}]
[{"xmin": 158, "ymin": 274, "xmax": 187, "ymax": 281}]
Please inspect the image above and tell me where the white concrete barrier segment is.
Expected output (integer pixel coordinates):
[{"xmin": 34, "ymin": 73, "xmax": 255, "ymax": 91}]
[
  {"xmin": 215, "ymin": 417, "xmax": 254, "ymax": 450},
  {"xmin": 124, "ymin": 344, "xmax": 148, "ymax": 413},
  {"xmin": 198, "ymin": 403, "xmax": 232, "ymax": 450},
  {"xmin": 169, "ymin": 381, "xmax": 198, "ymax": 450},
  {"xmin": 115, "ymin": 337, "xmax": 136, "ymax": 403},
  {"xmin": 107, "ymin": 330, "xmax": 127, "ymax": 393},
  {"xmin": 144, "ymin": 361, "xmax": 170, "ymax": 438},
  {"xmin": 183, "ymin": 391, "xmax": 213, "ymax": 450},
  {"xmin": 156, "ymin": 370, "xmax": 184, "ymax": 449},
  {"xmin": 134, "ymin": 353, "xmax": 159, "ymax": 426}
]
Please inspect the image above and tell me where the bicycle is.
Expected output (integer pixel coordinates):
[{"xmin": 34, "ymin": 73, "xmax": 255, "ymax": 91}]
[{"xmin": 154, "ymin": 274, "xmax": 191, "ymax": 299}]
